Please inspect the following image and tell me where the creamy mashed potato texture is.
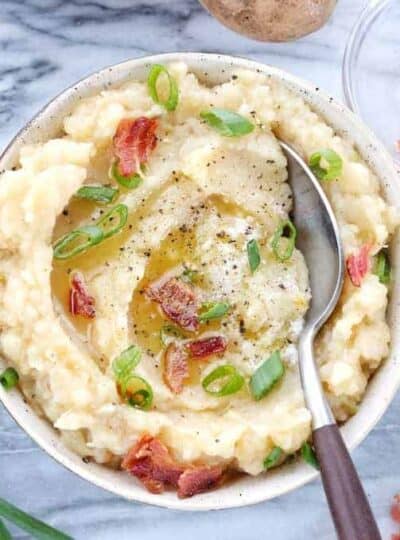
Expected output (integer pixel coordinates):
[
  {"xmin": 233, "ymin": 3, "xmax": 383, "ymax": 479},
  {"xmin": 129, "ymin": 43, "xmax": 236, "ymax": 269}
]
[{"xmin": 0, "ymin": 63, "xmax": 397, "ymax": 486}]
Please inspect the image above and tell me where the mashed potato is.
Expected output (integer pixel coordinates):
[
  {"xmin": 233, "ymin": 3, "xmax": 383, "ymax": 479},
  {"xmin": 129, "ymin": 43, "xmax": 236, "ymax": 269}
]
[{"xmin": 0, "ymin": 63, "xmax": 397, "ymax": 482}]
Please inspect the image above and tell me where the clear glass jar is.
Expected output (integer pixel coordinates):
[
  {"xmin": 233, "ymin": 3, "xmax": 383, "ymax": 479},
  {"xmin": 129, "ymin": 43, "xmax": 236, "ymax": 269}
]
[{"xmin": 343, "ymin": 0, "xmax": 400, "ymax": 161}]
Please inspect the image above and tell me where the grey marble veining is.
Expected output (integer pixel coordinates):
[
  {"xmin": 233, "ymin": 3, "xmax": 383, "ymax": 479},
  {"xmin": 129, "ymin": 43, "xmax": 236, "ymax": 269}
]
[{"xmin": 1, "ymin": 1, "xmax": 399, "ymax": 539}]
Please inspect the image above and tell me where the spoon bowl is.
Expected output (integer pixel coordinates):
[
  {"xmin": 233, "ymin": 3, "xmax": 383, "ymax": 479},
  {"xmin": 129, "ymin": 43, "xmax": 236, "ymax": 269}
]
[{"xmin": 281, "ymin": 141, "xmax": 382, "ymax": 540}]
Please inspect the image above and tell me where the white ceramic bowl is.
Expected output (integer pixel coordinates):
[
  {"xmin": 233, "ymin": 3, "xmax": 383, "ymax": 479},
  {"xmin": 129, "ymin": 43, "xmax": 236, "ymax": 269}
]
[{"xmin": 1, "ymin": 52, "xmax": 399, "ymax": 511}]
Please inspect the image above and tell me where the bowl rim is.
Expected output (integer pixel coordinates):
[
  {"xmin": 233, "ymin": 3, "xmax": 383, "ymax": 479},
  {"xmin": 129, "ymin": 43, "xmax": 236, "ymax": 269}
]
[{"xmin": 1, "ymin": 51, "xmax": 399, "ymax": 511}]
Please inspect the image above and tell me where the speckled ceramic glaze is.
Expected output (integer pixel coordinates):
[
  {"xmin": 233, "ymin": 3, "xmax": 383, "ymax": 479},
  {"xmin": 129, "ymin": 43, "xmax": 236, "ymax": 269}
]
[{"xmin": 0, "ymin": 53, "xmax": 399, "ymax": 511}]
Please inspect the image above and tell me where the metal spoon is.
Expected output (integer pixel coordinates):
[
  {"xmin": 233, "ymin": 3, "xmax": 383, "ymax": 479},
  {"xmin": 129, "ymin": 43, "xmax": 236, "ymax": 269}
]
[{"xmin": 281, "ymin": 141, "xmax": 382, "ymax": 540}]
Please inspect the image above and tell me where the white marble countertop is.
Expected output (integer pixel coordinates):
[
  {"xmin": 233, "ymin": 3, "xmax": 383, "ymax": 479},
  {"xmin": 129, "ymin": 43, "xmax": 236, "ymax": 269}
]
[{"xmin": 1, "ymin": 1, "xmax": 399, "ymax": 538}]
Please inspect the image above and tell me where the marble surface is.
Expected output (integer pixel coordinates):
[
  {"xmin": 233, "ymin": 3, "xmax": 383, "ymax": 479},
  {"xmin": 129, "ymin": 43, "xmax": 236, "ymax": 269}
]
[{"xmin": 1, "ymin": 1, "xmax": 399, "ymax": 538}]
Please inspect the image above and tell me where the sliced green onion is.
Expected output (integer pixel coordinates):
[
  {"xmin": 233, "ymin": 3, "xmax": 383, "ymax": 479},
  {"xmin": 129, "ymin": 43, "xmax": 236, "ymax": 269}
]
[
  {"xmin": 0, "ymin": 497, "xmax": 72, "ymax": 540},
  {"xmin": 110, "ymin": 162, "xmax": 142, "ymax": 189},
  {"xmin": 0, "ymin": 367, "xmax": 19, "ymax": 391},
  {"xmin": 0, "ymin": 519, "xmax": 12, "ymax": 540},
  {"xmin": 199, "ymin": 302, "xmax": 230, "ymax": 322},
  {"xmin": 271, "ymin": 220, "xmax": 297, "ymax": 262},
  {"xmin": 263, "ymin": 447, "xmax": 283, "ymax": 470},
  {"xmin": 309, "ymin": 149, "xmax": 343, "ymax": 181},
  {"xmin": 202, "ymin": 364, "xmax": 244, "ymax": 397},
  {"xmin": 301, "ymin": 442, "xmax": 319, "ymax": 470},
  {"xmin": 247, "ymin": 239, "xmax": 261, "ymax": 273},
  {"xmin": 200, "ymin": 108, "xmax": 254, "ymax": 137},
  {"xmin": 112, "ymin": 345, "xmax": 141, "ymax": 383},
  {"xmin": 181, "ymin": 267, "xmax": 200, "ymax": 284},
  {"xmin": 373, "ymin": 250, "xmax": 391, "ymax": 284},
  {"xmin": 160, "ymin": 324, "xmax": 184, "ymax": 346},
  {"xmin": 250, "ymin": 351, "xmax": 285, "ymax": 401},
  {"xmin": 75, "ymin": 185, "xmax": 118, "ymax": 204},
  {"xmin": 96, "ymin": 203, "xmax": 128, "ymax": 239},
  {"xmin": 147, "ymin": 64, "xmax": 179, "ymax": 112},
  {"xmin": 53, "ymin": 225, "xmax": 104, "ymax": 260},
  {"xmin": 124, "ymin": 376, "xmax": 153, "ymax": 410}
]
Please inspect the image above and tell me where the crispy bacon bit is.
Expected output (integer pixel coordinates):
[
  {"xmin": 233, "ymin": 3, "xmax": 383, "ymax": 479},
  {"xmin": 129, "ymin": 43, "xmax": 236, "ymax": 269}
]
[
  {"xmin": 186, "ymin": 336, "xmax": 227, "ymax": 359},
  {"xmin": 178, "ymin": 465, "xmax": 224, "ymax": 498},
  {"xmin": 146, "ymin": 277, "xmax": 199, "ymax": 331},
  {"xmin": 113, "ymin": 117, "xmax": 158, "ymax": 177},
  {"xmin": 391, "ymin": 494, "xmax": 400, "ymax": 524},
  {"xmin": 392, "ymin": 535, "xmax": 400, "ymax": 540},
  {"xmin": 69, "ymin": 271, "xmax": 96, "ymax": 318},
  {"xmin": 122, "ymin": 435, "xmax": 226, "ymax": 498},
  {"xmin": 346, "ymin": 245, "xmax": 370, "ymax": 287},
  {"xmin": 164, "ymin": 343, "xmax": 189, "ymax": 394},
  {"xmin": 121, "ymin": 435, "xmax": 184, "ymax": 494}
]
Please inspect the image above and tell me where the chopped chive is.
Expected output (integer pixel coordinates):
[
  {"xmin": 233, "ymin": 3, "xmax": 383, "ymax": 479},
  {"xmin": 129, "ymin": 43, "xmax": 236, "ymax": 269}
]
[
  {"xmin": 0, "ymin": 367, "xmax": 19, "ymax": 391},
  {"xmin": 53, "ymin": 225, "xmax": 104, "ymax": 260},
  {"xmin": 263, "ymin": 447, "xmax": 283, "ymax": 470},
  {"xmin": 200, "ymin": 108, "xmax": 254, "ymax": 137},
  {"xmin": 301, "ymin": 442, "xmax": 319, "ymax": 470},
  {"xmin": 124, "ymin": 376, "xmax": 153, "ymax": 410},
  {"xmin": 0, "ymin": 497, "xmax": 72, "ymax": 540},
  {"xmin": 373, "ymin": 250, "xmax": 391, "ymax": 284},
  {"xmin": 250, "ymin": 351, "xmax": 285, "ymax": 401},
  {"xmin": 247, "ymin": 239, "xmax": 261, "ymax": 272},
  {"xmin": 75, "ymin": 185, "xmax": 118, "ymax": 204},
  {"xmin": 199, "ymin": 302, "xmax": 230, "ymax": 322},
  {"xmin": 160, "ymin": 324, "xmax": 184, "ymax": 346},
  {"xmin": 271, "ymin": 220, "xmax": 297, "ymax": 262},
  {"xmin": 110, "ymin": 162, "xmax": 142, "ymax": 189},
  {"xmin": 147, "ymin": 64, "xmax": 179, "ymax": 112},
  {"xmin": 202, "ymin": 364, "xmax": 244, "ymax": 397},
  {"xmin": 309, "ymin": 149, "xmax": 343, "ymax": 181}
]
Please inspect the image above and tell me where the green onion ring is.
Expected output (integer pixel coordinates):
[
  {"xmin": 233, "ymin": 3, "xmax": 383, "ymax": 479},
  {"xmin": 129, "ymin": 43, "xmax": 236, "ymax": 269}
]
[
  {"xmin": 96, "ymin": 203, "xmax": 128, "ymax": 239},
  {"xmin": 75, "ymin": 185, "xmax": 118, "ymax": 204},
  {"xmin": 112, "ymin": 345, "xmax": 141, "ymax": 381},
  {"xmin": 123, "ymin": 376, "xmax": 153, "ymax": 410},
  {"xmin": 247, "ymin": 239, "xmax": 261, "ymax": 273},
  {"xmin": 271, "ymin": 220, "xmax": 297, "ymax": 262},
  {"xmin": 263, "ymin": 447, "xmax": 283, "ymax": 470},
  {"xmin": 110, "ymin": 162, "xmax": 142, "ymax": 189},
  {"xmin": 0, "ymin": 367, "xmax": 19, "ymax": 391},
  {"xmin": 147, "ymin": 64, "xmax": 179, "ymax": 111},
  {"xmin": 373, "ymin": 250, "xmax": 391, "ymax": 284},
  {"xmin": 160, "ymin": 324, "xmax": 184, "ymax": 346},
  {"xmin": 309, "ymin": 149, "xmax": 343, "ymax": 181},
  {"xmin": 249, "ymin": 351, "xmax": 285, "ymax": 401},
  {"xmin": 301, "ymin": 442, "xmax": 319, "ymax": 470},
  {"xmin": 53, "ymin": 225, "xmax": 104, "ymax": 260},
  {"xmin": 200, "ymin": 108, "xmax": 254, "ymax": 137},
  {"xmin": 202, "ymin": 364, "xmax": 244, "ymax": 397},
  {"xmin": 199, "ymin": 302, "xmax": 230, "ymax": 322}
]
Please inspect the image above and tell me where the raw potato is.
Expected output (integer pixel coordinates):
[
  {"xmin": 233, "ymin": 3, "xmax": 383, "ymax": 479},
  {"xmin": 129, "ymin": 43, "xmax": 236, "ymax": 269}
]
[{"xmin": 200, "ymin": 0, "xmax": 337, "ymax": 42}]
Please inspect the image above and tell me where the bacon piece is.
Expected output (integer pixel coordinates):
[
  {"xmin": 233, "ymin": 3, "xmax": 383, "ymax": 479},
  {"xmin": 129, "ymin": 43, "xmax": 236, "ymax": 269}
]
[
  {"xmin": 113, "ymin": 117, "xmax": 158, "ymax": 177},
  {"xmin": 391, "ymin": 494, "xmax": 400, "ymax": 524},
  {"xmin": 178, "ymin": 465, "xmax": 224, "ymax": 498},
  {"xmin": 69, "ymin": 271, "xmax": 96, "ymax": 318},
  {"xmin": 186, "ymin": 336, "xmax": 227, "ymax": 359},
  {"xmin": 391, "ymin": 535, "xmax": 400, "ymax": 540},
  {"xmin": 164, "ymin": 343, "xmax": 189, "ymax": 394},
  {"xmin": 121, "ymin": 435, "xmax": 184, "ymax": 494},
  {"xmin": 346, "ymin": 245, "xmax": 370, "ymax": 287},
  {"xmin": 146, "ymin": 277, "xmax": 199, "ymax": 331}
]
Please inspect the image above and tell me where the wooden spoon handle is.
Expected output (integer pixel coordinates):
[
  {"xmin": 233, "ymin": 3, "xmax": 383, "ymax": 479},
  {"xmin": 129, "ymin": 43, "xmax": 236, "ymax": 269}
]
[{"xmin": 313, "ymin": 424, "xmax": 381, "ymax": 540}]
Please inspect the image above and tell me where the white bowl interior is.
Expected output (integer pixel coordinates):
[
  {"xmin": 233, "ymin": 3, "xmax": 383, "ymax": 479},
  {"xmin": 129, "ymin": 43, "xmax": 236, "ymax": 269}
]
[{"xmin": 1, "ymin": 53, "xmax": 399, "ymax": 511}]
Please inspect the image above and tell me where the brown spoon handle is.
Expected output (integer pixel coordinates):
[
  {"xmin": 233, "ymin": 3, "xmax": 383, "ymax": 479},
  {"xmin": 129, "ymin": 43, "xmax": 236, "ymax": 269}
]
[{"xmin": 313, "ymin": 424, "xmax": 381, "ymax": 540}]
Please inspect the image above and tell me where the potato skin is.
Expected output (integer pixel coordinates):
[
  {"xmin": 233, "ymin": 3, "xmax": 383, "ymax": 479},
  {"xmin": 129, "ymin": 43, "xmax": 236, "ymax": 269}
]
[{"xmin": 199, "ymin": 0, "xmax": 337, "ymax": 42}]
